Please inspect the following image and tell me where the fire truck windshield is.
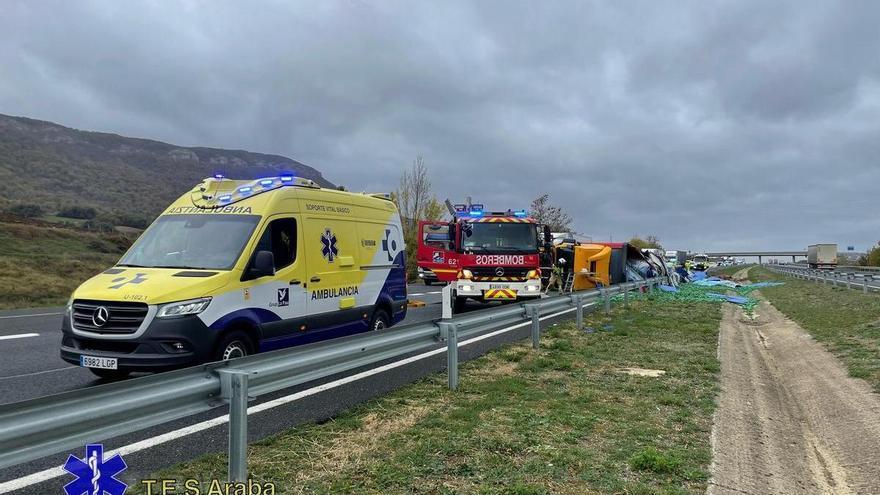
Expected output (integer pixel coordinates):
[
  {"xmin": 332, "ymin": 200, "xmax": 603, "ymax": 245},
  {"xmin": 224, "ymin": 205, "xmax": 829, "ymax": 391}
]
[{"xmin": 461, "ymin": 222, "xmax": 538, "ymax": 253}]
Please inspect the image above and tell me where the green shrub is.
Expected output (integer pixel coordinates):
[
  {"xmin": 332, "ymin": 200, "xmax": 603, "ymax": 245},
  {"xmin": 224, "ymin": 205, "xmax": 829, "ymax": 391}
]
[
  {"xmin": 58, "ymin": 206, "xmax": 97, "ymax": 220},
  {"xmin": 5, "ymin": 203, "xmax": 44, "ymax": 218}
]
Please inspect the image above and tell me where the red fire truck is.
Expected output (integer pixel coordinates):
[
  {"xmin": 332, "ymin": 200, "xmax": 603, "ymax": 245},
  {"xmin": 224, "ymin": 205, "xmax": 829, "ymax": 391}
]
[{"xmin": 417, "ymin": 204, "xmax": 545, "ymax": 312}]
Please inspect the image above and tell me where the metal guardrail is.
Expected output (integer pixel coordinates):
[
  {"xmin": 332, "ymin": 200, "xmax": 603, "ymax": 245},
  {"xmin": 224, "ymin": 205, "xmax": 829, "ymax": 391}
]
[
  {"xmin": 0, "ymin": 278, "xmax": 663, "ymax": 481},
  {"xmin": 836, "ymin": 265, "xmax": 880, "ymax": 273},
  {"xmin": 767, "ymin": 265, "xmax": 880, "ymax": 293}
]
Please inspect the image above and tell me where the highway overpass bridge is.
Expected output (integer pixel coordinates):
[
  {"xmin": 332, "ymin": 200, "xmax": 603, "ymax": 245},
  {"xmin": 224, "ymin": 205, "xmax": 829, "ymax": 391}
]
[{"xmin": 706, "ymin": 251, "xmax": 808, "ymax": 264}]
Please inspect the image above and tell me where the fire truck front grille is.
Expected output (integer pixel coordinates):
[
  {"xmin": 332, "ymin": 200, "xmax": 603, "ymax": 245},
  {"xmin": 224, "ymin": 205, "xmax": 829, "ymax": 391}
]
[{"xmin": 471, "ymin": 267, "xmax": 531, "ymax": 281}]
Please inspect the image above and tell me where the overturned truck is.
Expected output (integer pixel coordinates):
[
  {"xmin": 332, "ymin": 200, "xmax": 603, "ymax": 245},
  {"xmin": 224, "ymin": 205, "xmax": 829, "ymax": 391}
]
[{"xmin": 542, "ymin": 241, "xmax": 669, "ymax": 292}]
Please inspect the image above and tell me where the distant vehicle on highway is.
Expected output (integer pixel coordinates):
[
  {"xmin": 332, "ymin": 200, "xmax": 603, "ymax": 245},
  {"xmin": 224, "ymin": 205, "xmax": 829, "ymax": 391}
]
[
  {"xmin": 692, "ymin": 253, "xmax": 709, "ymax": 271},
  {"xmin": 61, "ymin": 175, "xmax": 407, "ymax": 379},
  {"xmin": 417, "ymin": 266, "xmax": 440, "ymax": 285},
  {"xmin": 664, "ymin": 250, "xmax": 686, "ymax": 268},
  {"xmin": 807, "ymin": 244, "xmax": 838, "ymax": 270}
]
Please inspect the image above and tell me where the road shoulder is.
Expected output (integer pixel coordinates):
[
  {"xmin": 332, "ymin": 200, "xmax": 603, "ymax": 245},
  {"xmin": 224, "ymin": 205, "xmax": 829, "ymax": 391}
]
[{"xmin": 709, "ymin": 295, "xmax": 880, "ymax": 494}]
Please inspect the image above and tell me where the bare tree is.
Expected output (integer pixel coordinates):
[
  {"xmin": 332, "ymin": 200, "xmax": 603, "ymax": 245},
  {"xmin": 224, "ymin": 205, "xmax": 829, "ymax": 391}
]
[
  {"xmin": 529, "ymin": 194, "xmax": 572, "ymax": 231},
  {"xmin": 394, "ymin": 156, "xmax": 445, "ymax": 278}
]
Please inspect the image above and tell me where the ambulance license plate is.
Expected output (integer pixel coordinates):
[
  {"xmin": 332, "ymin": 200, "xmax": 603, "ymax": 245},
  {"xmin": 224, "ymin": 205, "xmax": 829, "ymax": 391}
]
[
  {"xmin": 80, "ymin": 355, "xmax": 117, "ymax": 370},
  {"xmin": 489, "ymin": 284, "xmax": 511, "ymax": 289}
]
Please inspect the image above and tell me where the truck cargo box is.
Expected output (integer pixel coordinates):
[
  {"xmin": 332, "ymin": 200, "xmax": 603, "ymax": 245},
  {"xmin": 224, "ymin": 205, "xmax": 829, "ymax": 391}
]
[{"xmin": 807, "ymin": 244, "xmax": 837, "ymax": 269}]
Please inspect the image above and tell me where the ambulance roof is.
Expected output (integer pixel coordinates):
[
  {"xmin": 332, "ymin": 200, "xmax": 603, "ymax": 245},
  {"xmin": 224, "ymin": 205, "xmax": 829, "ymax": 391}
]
[{"xmin": 162, "ymin": 175, "xmax": 396, "ymax": 216}]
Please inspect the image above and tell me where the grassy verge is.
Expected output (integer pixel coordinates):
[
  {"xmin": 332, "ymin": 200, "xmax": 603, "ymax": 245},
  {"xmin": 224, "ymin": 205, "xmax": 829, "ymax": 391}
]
[
  {"xmin": 0, "ymin": 221, "xmax": 131, "ymax": 309},
  {"xmin": 708, "ymin": 264, "xmax": 755, "ymax": 277},
  {"xmin": 748, "ymin": 266, "xmax": 880, "ymax": 391},
  {"xmin": 136, "ymin": 296, "xmax": 722, "ymax": 495}
]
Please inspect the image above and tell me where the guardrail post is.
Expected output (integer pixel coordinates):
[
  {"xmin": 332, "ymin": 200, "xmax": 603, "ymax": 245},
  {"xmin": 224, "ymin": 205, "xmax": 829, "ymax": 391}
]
[
  {"xmin": 529, "ymin": 305, "xmax": 541, "ymax": 349},
  {"xmin": 438, "ymin": 322, "xmax": 459, "ymax": 391},
  {"xmin": 441, "ymin": 284, "xmax": 454, "ymax": 320},
  {"xmin": 846, "ymin": 274, "xmax": 852, "ymax": 290},
  {"xmin": 575, "ymin": 295, "xmax": 584, "ymax": 330},
  {"xmin": 220, "ymin": 370, "xmax": 250, "ymax": 482},
  {"xmin": 865, "ymin": 276, "xmax": 872, "ymax": 294},
  {"xmin": 623, "ymin": 283, "xmax": 630, "ymax": 308},
  {"xmin": 603, "ymin": 288, "xmax": 611, "ymax": 315}
]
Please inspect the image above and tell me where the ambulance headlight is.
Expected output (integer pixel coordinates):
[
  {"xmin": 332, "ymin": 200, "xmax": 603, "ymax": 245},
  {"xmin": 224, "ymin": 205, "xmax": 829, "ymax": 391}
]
[
  {"xmin": 458, "ymin": 269, "xmax": 474, "ymax": 280},
  {"xmin": 157, "ymin": 297, "xmax": 212, "ymax": 318},
  {"xmin": 65, "ymin": 296, "xmax": 74, "ymax": 314}
]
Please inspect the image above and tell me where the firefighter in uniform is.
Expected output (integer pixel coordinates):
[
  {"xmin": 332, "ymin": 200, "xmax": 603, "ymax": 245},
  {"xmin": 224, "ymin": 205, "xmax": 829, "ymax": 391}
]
[{"xmin": 544, "ymin": 257, "xmax": 566, "ymax": 295}]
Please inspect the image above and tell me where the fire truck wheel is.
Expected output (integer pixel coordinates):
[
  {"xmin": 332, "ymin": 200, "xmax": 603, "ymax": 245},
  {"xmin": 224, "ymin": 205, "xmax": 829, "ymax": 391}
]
[
  {"xmin": 454, "ymin": 297, "xmax": 468, "ymax": 313},
  {"xmin": 424, "ymin": 280, "xmax": 433, "ymax": 286}
]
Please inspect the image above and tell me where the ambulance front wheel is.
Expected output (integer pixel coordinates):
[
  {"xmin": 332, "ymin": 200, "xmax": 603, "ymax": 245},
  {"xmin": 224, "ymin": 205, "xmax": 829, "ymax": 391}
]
[
  {"xmin": 370, "ymin": 309, "xmax": 390, "ymax": 331},
  {"xmin": 216, "ymin": 331, "xmax": 253, "ymax": 362}
]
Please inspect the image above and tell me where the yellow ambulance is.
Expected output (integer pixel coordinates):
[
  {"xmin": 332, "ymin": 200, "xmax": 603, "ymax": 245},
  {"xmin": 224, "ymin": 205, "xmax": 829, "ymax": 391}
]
[{"xmin": 60, "ymin": 175, "xmax": 408, "ymax": 379}]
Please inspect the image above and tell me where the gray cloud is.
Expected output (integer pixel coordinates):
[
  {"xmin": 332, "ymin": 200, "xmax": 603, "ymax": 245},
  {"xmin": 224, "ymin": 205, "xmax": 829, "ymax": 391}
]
[{"xmin": 2, "ymin": 0, "xmax": 879, "ymax": 253}]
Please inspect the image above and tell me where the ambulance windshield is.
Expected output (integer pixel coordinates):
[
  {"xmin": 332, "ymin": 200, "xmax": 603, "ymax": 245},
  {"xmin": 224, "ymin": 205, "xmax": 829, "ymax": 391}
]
[
  {"xmin": 119, "ymin": 214, "xmax": 260, "ymax": 270},
  {"xmin": 461, "ymin": 222, "xmax": 538, "ymax": 253}
]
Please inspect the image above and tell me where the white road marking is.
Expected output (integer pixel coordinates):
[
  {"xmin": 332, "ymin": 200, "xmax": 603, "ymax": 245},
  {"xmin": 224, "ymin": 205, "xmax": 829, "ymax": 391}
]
[
  {"xmin": 0, "ymin": 305, "xmax": 577, "ymax": 493},
  {"xmin": 0, "ymin": 366, "xmax": 78, "ymax": 381},
  {"xmin": 0, "ymin": 333, "xmax": 39, "ymax": 341},
  {"xmin": 0, "ymin": 313, "xmax": 61, "ymax": 320}
]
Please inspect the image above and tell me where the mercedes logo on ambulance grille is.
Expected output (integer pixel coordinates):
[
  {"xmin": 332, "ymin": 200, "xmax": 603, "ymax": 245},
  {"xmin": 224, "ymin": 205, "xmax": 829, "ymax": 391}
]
[
  {"xmin": 92, "ymin": 306, "xmax": 110, "ymax": 327},
  {"xmin": 495, "ymin": 267, "xmax": 505, "ymax": 277}
]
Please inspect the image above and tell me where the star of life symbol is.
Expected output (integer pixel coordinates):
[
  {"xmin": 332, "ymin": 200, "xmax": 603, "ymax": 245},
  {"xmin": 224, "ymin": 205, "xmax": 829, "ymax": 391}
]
[
  {"xmin": 64, "ymin": 444, "xmax": 127, "ymax": 495},
  {"xmin": 321, "ymin": 228, "xmax": 338, "ymax": 262},
  {"xmin": 108, "ymin": 273, "xmax": 148, "ymax": 290}
]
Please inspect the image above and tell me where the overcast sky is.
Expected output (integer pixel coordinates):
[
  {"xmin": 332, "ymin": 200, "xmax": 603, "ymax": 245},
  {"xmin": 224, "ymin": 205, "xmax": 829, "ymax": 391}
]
[{"xmin": 2, "ymin": 1, "xmax": 878, "ymax": 253}]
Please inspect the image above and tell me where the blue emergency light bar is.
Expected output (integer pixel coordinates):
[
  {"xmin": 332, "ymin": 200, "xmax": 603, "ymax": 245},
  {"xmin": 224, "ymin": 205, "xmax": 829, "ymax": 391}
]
[
  {"xmin": 199, "ymin": 174, "xmax": 318, "ymax": 210},
  {"xmin": 513, "ymin": 210, "xmax": 527, "ymax": 217}
]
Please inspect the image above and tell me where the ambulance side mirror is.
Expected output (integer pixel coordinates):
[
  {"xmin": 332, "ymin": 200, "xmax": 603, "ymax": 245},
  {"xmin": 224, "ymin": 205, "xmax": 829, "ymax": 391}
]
[{"xmin": 248, "ymin": 250, "xmax": 276, "ymax": 279}]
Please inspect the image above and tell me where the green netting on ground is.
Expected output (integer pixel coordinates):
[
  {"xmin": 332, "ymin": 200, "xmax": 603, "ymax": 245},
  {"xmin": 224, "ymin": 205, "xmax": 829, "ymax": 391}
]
[{"xmin": 611, "ymin": 280, "xmax": 785, "ymax": 314}]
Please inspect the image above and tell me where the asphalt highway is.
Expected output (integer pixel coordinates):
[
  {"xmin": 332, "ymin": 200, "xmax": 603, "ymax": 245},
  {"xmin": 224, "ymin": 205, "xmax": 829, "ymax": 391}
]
[
  {"xmin": 0, "ymin": 282, "xmax": 563, "ymax": 494},
  {"xmin": 0, "ymin": 284, "xmax": 448, "ymax": 405}
]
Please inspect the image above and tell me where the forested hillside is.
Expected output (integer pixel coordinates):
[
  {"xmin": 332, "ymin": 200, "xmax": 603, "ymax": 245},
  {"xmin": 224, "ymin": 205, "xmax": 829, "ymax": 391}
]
[{"xmin": 0, "ymin": 114, "xmax": 334, "ymax": 227}]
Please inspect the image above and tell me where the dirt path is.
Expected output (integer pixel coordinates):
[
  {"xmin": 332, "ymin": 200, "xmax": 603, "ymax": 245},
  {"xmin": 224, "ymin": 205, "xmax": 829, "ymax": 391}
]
[{"xmin": 709, "ymin": 268, "xmax": 880, "ymax": 494}]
